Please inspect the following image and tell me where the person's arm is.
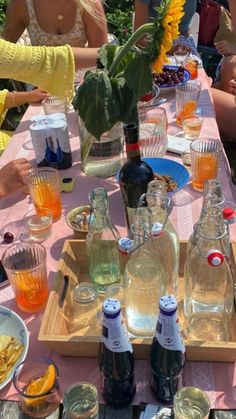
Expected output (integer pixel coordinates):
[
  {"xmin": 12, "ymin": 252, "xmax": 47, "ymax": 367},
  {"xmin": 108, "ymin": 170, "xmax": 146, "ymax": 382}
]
[
  {"xmin": 72, "ymin": 46, "xmax": 98, "ymax": 69},
  {"xmin": 83, "ymin": 0, "xmax": 108, "ymax": 47},
  {"xmin": 228, "ymin": 0, "xmax": 236, "ymax": 34},
  {"xmin": 0, "ymin": 159, "xmax": 32, "ymax": 199},
  {"xmin": 4, "ymin": 89, "xmax": 49, "ymax": 111},
  {"xmin": 1, "ymin": 0, "xmax": 28, "ymax": 42}
]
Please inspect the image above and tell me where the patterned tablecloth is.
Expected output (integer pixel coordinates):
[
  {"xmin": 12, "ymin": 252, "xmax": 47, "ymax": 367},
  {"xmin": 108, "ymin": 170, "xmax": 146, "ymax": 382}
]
[{"xmin": 0, "ymin": 69, "xmax": 236, "ymax": 408}]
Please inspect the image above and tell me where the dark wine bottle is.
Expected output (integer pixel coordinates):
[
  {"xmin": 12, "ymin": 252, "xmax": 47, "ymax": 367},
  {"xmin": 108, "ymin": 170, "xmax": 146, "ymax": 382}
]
[
  {"xmin": 98, "ymin": 298, "xmax": 136, "ymax": 408},
  {"xmin": 150, "ymin": 295, "xmax": 185, "ymax": 404},
  {"xmin": 119, "ymin": 123, "xmax": 154, "ymax": 228}
]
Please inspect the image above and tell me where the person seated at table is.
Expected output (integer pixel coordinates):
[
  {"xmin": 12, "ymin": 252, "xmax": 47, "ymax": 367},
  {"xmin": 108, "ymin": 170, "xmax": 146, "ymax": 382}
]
[
  {"xmin": 1, "ymin": 0, "xmax": 108, "ymax": 48},
  {"xmin": 0, "ymin": 88, "xmax": 48, "ymax": 155},
  {"xmin": 0, "ymin": 38, "xmax": 98, "ymax": 101},
  {"xmin": 134, "ymin": 0, "xmax": 198, "ymax": 53},
  {"xmin": 0, "ymin": 158, "xmax": 32, "ymax": 198},
  {"xmin": 211, "ymin": 85, "xmax": 236, "ymax": 139}
]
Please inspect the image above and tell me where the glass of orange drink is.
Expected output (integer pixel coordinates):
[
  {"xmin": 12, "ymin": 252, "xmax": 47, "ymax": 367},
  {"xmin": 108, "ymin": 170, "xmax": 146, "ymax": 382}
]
[
  {"xmin": 184, "ymin": 59, "xmax": 198, "ymax": 80},
  {"xmin": 2, "ymin": 242, "xmax": 48, "ymax": 312},
  {"xmin": 13, "ymin": 357, "xmax": 60, "ymax": 418},
  {"xmin": 190, "ymin": 139, "xmax": 223, "ymax": 192},
  {"xmin": 176, "ymin": 81, "xmax": 202, "ymax": 127},
  {"xmin": 27, "ymin": 167, "xmax": 62, "ymax": 222}
]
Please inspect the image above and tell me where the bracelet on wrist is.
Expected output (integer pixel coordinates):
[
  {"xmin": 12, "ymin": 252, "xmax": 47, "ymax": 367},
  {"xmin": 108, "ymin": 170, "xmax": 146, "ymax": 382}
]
[{"xmin": 11, "ymin": 91, "xmax": 21, "ymax": 113}]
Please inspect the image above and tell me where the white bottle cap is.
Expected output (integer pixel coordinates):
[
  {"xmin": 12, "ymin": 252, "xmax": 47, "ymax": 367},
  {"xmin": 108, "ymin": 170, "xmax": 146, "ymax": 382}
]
[
  {"xmin": 151, "ymin": 222, "xmax": 163, "ymax": 237},
  {"xmin": 118, "ymin": 237, "xmax": 134, "ymax": 254},
  {"xmin": 103, "ymin": 298, "xmax": 121, "ymax": 316},
  {"xmin": 159, "ymin": 295, "xmax": 177, "ymax": 313}
]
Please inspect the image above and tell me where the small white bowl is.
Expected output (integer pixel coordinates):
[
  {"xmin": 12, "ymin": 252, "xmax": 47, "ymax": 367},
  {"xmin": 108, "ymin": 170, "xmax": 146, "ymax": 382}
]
[{"xmin": 0, "ymin": 305, "xmax": 29, "ymax": 390}]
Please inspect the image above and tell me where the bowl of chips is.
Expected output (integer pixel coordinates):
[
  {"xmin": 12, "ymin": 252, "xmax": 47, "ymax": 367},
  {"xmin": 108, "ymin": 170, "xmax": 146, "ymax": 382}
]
[{"xmin": 0, "ymin": 305, "xmax": 29, "ymax": 390}]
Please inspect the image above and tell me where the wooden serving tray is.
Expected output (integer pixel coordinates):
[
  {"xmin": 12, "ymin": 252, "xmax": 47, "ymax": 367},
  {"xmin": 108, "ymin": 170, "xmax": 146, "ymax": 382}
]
[{"xmin": 39, "ymin": 240, "xmax": 236, "ymax": 361}]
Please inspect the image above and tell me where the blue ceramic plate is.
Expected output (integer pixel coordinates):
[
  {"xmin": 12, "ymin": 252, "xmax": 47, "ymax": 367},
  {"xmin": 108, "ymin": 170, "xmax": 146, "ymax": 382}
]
[
  {"xmin": 154, "ymin": 65, "xmax": 190, "ymax": 92},
  {"xmin": 0, "ymin": 306, "xmax": 29, "ymax": 390},
  {"xmin": 144, "ymin": 157, "xmax": 190, "ymax": 196}
]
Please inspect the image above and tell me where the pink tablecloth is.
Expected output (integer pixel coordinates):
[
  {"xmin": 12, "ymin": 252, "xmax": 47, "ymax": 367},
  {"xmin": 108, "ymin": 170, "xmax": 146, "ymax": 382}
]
[{"xmin": 0, "ymin": 70, "xmax": 236, "ymax": 409}]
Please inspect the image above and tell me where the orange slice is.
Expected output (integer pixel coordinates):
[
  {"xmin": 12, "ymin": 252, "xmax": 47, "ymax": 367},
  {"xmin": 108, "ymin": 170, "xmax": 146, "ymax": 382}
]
[{"xmin": 24, "ymin": 364, "xmax": 56, "ymax": 407}]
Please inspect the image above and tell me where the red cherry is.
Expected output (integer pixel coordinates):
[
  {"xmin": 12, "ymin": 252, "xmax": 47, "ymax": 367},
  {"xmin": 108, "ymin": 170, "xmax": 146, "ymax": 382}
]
[{"xmin": 3, "ymin": 232, "xmax": 14, "ymax": 243}]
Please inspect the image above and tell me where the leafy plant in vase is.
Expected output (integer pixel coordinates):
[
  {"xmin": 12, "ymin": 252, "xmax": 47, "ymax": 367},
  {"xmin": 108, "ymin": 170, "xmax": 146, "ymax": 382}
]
[{"xmin": 73, "ymin": 0, "xmax": 185, "ymax": 178}]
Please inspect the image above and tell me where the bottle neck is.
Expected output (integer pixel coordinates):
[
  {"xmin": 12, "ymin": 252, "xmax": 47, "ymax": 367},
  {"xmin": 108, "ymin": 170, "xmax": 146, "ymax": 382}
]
[
  {"xmin": 102, "ymin": 310, "xmax": 133, "ymax": 353},
  {"xmin": 125, "ymin": 140, "xmax": 141, "ymax": 164}
]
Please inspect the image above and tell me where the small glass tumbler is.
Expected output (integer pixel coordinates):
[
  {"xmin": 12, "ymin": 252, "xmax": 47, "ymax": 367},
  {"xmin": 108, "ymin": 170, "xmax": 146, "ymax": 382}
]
[
  {"xmin": 173, "ymin": 386, "xmax": 211, "ymax": 419},
  {"xmin": 176, "ymin": 81, "xmax": 202, "ymax": 127},
  {"xmin": 185, "ymin": 59, "xmax": 198, "ymax": 80},
  {"xmin": 27, "ymin": 167, "xmax": 62, "ymax": 222},
  {"xmin": 13, "ymin": 357, "xmax": 61, "ymax": 418},
  {"xmin": 21, "ymin": 207, "xmax": 53, "ymax": 243},
  {"xmin": 138, "ymin": 106, "xmax": 168, "ymax": 157},
  {"xmin": 182, "ymin": 115, "xmax": 203, "ymax": 140},
  {"xmin": 173, "ymin": 50, "xmax": 190, "ymax": 66},
  {"xmin": 1, "ymin": 242, "xmax": 48, "ymax": 312},
  {"xmin": 63, "ymin": 382, "xmax": 99, "ymax": 419},
  {"xmin": 190, "ymin": 139, "xmax": 222, "ymax": 192},
  {"xmin": 42, "ymin": 96, "xmax": 67, "ymax": 115},
  {"xmin": 181, "ymin": 148, "xmax": 192, "ymax": 173}
]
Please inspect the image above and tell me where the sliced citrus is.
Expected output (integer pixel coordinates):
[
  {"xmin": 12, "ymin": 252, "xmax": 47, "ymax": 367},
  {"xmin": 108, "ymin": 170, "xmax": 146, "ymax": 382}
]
[{"xmin": 24, "ymin": 364, "xmax": 56, "ymax": 407}]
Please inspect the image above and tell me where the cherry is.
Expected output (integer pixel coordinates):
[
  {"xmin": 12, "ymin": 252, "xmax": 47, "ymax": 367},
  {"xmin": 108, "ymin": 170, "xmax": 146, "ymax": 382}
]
[{"xmin": 3, "ymin": 232, "xmax": 14, "ymax": 243}]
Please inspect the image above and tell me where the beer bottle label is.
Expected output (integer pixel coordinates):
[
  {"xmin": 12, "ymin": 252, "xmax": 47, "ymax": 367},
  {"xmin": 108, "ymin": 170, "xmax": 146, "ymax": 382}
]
[
  {"xmin": 102, "ymin": 314, "xmax": 133, "ymax": 353},
  {"xmin": 154, "ymin": 313, "xmax": 185, "ymax": 353}
]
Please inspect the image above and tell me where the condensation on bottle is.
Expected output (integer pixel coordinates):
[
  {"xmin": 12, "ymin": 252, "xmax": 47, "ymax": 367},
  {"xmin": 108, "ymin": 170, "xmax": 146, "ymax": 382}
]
[{"xmin": 184, "ymin": 205, "xmax": 234, "ymax": 342}]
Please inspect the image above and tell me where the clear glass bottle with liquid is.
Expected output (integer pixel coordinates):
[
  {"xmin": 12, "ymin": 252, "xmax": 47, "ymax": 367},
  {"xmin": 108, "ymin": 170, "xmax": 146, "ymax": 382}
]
[
  {"xmin": 124, "ymin": 207, "xmax": 167, "ymax": 337},
  {"xmin": 184, "ymin": 205, "xmax": 234, "ymax": 342},
  {"xmin": 141, "ymin": 179, "xmax": 179, "ymax": 296},
  {"xmin": 86, "ymin": 187, "xmax": 121, "ymax": 294},
  {"xmin": 187, "ymin": 179, "xmax": 226, "ymax": 258}
]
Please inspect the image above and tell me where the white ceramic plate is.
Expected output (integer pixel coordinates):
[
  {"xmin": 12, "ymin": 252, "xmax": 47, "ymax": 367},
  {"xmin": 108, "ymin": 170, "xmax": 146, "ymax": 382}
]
[{"xmin": 0, "ymin": 305, "xmax": 29, "ymax": 390}]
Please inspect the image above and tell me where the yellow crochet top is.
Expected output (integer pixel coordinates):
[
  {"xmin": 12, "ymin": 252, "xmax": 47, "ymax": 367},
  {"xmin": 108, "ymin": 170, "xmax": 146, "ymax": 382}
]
[
  {"xmin": 0, "ymin": 39, "xmax": 75, "ymax": 102},
  {"xmin": 0, "ymin": 89, "xmax": 12, "ymax": 154}
]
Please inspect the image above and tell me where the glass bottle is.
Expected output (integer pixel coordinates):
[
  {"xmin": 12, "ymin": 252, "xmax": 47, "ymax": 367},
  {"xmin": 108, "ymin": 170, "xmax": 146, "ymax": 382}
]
[
  {"xmin": 141, "ymin": 179, "xmax": 179, "ymax": 296},
  {"xmin": 184, "ymin": 205, "xmax": 234, "ymax": 342},
  {"xmin": 124, "ymin": 207, "xmax": 167, "ymax": 337},
  {"xmin": 86, "ymin": 187, "xmax": 121, "ymax": 294},
  {"xmin": 98, "ymin": 298, "xmax": 136, "ymax": 407},
  {"xmin": 150, "ymin": 295, "xmax": 185, "ymax": 404},
  {"xmin": 119, "ymin": 123, "xmax": 154, "ymax": 229},
  {"xmin": 187, "ymin": 178, "xmax": 225, "ymax": 258}
]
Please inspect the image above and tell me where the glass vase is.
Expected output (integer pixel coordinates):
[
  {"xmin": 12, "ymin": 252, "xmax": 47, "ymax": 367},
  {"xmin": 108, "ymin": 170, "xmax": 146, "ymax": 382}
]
[{"xmin": 78, "ymin": 117, "xmax": 124, "ymax": 178}]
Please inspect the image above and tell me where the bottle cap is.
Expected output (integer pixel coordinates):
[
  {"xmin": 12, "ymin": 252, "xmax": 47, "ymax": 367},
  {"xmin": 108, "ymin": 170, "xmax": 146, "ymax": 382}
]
[
  {"xmin": 207, "ymin": 249, "xmax": 224, "ymax": 267},
  {"xmin": 223, "ymin": 207, "xmax": 236, "ymax": 224},
  {"xmin": 151, "ymin": 222, "xmax": 163, "ymax": 237},
  {"xmin": 118, "ymin": 237, "xmax": 134, "ymax": 254},
  {"xmin": 159, "ymin": 295, "xmax": 177, "ymax": 313},
  {"xmin": 103, "ymin": 298, "xmax": 121, "ymax": 318}
]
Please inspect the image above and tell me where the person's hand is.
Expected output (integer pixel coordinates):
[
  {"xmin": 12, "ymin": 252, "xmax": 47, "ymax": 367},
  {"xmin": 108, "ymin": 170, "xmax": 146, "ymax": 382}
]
[
  {"xmin": 0, "ymin": 159, "xmax": 32, "ymax": 198},
  {"xmin": 27, "ymin": 88, "xmax": 49, "ymax": 103},
  {"xmin": 229, "ymin": 78, "xmax": 236, "ymax": 95},
  {"xmin": 214, "ymin": 40, "xmax": 236, "ymax": 56},
  {"xmin": 168, "ymin": 43, "xmax": 191, "ymax": 55}
]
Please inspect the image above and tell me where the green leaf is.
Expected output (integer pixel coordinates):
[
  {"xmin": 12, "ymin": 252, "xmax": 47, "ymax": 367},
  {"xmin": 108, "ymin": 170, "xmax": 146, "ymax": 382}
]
[
  {"xmin": 124, "ymin": 51, "xmax": 153, "ymax": 108},
  {"xmin": 74, "ymin": 71, "xmax": 120, "ymax": 140}
]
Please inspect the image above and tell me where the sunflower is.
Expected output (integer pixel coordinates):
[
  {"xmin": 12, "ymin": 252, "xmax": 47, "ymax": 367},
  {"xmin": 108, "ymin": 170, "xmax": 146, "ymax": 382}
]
[{"xmin": 151, "ymin": 0, "xmax": 185, "ymax": 73}]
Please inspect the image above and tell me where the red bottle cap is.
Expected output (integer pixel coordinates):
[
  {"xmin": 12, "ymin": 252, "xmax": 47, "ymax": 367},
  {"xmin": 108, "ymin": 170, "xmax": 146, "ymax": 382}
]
[
  {"xmin": 151, "ymin": 222, "xmax": 163, "ymax": 237},
  {"xmin": 207, "ymin": 250, "xmax": 224, "ymax": 267},
  {"xmin": 223, "ymin": 207, "xmax": 236, "ymax": 224}
]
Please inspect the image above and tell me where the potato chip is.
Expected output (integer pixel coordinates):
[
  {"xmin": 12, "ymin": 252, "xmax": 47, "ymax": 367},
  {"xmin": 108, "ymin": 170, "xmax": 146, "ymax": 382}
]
[{"xmin": 0, "ymin": 335, "xmax": 24, "ymax": 384}]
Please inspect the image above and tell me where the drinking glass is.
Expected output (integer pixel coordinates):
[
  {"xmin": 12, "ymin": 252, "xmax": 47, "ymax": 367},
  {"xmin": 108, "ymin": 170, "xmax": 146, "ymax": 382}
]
[
  {"xmin": 21, "ymin": 207, "xmax": 53, "ymax": 243},
  {"xmin": 63, "ymin": 382, "xmax": 99, "ymax": 419},
  {"xmin": 42, "ymin": 96, "xmax": 68, "ymax": 115},
  {"xmin": 173, "ymin": 386, "xmax": 211, "ymax": 419},
  {"xmin": 185, "ymin": 59, "xmax": 198, "ymax": 80},
  {"xmin": 1, "ymin": 242, "xmax": 48, "ymax": 312},
  {"xmin": 13, "ymin": 357, "xmax": 61, "ymax": 418},
  {"xmin": 138, "ymin": 106, "xmax": 168, "ymax": 157},
  {"xmin": 173, "ymin": 49, "xmax": 190, "ymax": 66},
  {"xmin": 182, "ymin": 115, "xmax": 203, "ymax": 140},
  {"xmin": 27, "ymin": 167, "xmax": 62, "ymax": 222},
  {"xmin": 181, "ymin": 148, "xmax": 192, "ymax": 173},
  {"xmin": 176, "ymin": 81, "xmax": 202, "ymax": 127},
  {"xmin": 190, "ymin": 139, "xmax": 222, "ymax": 192}
]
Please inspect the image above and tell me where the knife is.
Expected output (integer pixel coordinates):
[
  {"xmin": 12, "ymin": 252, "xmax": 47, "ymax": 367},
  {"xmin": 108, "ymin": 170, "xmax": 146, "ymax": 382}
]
[{"xmin": 59, "ymin": 275, "xmax": 69, "ymax": 308}]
